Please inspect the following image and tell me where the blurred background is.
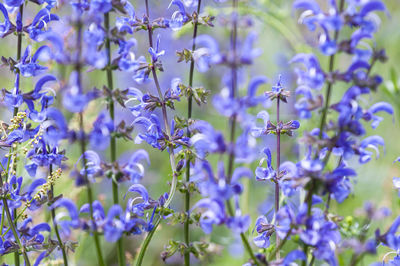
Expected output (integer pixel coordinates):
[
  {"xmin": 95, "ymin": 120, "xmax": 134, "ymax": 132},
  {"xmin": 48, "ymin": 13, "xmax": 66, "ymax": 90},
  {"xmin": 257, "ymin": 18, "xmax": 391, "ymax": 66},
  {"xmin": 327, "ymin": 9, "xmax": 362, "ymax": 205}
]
[{"xmin": 1, "ymin": 0, "xmax": 400, "ymax": 265}]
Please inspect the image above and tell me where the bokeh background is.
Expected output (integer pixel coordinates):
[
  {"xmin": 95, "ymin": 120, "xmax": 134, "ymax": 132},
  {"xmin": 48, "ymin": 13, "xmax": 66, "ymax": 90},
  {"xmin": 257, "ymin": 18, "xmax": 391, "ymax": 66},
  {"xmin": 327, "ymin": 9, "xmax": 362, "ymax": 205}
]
[{"xmin": 1, "ymin": 0, "xmax": 400, "ymax": 265}]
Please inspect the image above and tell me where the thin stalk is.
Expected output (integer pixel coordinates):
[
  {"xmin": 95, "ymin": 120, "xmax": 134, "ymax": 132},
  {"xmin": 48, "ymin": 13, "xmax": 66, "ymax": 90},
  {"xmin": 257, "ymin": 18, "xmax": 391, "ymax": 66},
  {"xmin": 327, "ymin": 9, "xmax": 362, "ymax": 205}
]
[
  {"xmin": 2, "ymin": 198, "xmax": 30, "ymax": 266},
  {"xmin": 74, "ymin": 9, "xmax": 105, "ymax": 265},
  {"xmin": 223, "ymin": 0, "xmax": 259, "ymax": 265},
  {"xmin": 104, "ymin": 12, "xmax": 125, "ymax": 266},
  {"xmin": 275, "ymin": 97, "xmax": 281, "ymax": 259},
  {"xmin": 349, "ymin": 217, "xmax": 371, "ymax": 265},
  {"xmin": 268, "ymin": 228, "xmax": 291, "ymax": 261},
  {"xmin": 12, "ymin": 5, "xmax": 24, "ymax": 265},
  {"xmin": 135, "ymin": 2, "xmax": 178, "ymax": 264},
  {"xmin": 79, "ymin": 114, "xmax": 106, "ymax": 266},
  {"xmin": 184, "ymin": 1, "xmax": 202, "ymax": 265},
  {"xmin": 225, "ymin": 202, "xmax": 259, "ymax": 265},
  {"xmin": 49, "ymin": 164, "xmax": 68, "ymax": 266},
  {"xmin": 303, "ymin": 1, "xmax": 345, "ymax": 265},
  {"xmin": 135, "ymin": 218, "xmax": 161, "ymax": 266}
]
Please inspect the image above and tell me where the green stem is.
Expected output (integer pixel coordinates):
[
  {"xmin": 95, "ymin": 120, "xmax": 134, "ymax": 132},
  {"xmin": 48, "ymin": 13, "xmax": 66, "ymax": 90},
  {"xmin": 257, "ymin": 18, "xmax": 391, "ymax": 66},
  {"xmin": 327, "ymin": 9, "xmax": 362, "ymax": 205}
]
[
  {"xmin": 268, "ymin": 228, "xmax": 291, "ymax": 261},
  {"xmin": 2, "ymin": 198, "xmax": 31, "ymax": 266},
  {"xmin": 104, "ymin": 12, "xmax": 125, "ymax": 266},
  {"xmin": 74, "ymin": 9, "xmax": 105, "ymax": 264},
  {"xmin": 135, "ymin": 2, "xmax": 179, "ymax": 264},
  {"xmin": 135, "ymin": 218, "xmax": 161, "ymax": 266},
  {"xmin": 225, "ymin": 201, "xmax": 260, "ymax": 265},
  {"xmin": 223, "ymin": 1, "xmax": 259, "ymax": 265},
  {"xmin": 184, "ymin": 1, "xmax": 203, "ymax": 265},
  {"xmin": 275, "ymin": 97, "xmax": 281, "ymax": 259},
  {"xmin": 11, "ymin": 5, "xmax": 24, "ymax": 265},
  {"xmin": 49, "ymin": 164, "xmax": 68, "ymax": 266},
  {"xmin": 79, "ymin": 114, "xmax": 106, "ymax": 266},
  {"xmin": 303, "ymin": 1, "xmax": 345, "ymax": 265}
]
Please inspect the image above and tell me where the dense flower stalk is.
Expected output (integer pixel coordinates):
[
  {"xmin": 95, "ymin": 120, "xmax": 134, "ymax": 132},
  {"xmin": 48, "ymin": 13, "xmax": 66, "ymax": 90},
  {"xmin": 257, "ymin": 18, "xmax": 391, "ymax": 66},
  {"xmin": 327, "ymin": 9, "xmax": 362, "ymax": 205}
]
[
  {"xmin": 103, "ymin": 11, "xmax": 125, "ymax": 266},
  {"xmin": 184, "ymin": 0, "xmax": 202, "ymax": 265},
  {"xmin": 75, "ymin": 8, "xmax": 105, "ymax": 265},
  {"xmin": 134, "ymin": 1, "xmax": 178, "ymax": 264},
  {"xmin": 0, "ymin": 0, "xmax": 398, "ymax": 264}
]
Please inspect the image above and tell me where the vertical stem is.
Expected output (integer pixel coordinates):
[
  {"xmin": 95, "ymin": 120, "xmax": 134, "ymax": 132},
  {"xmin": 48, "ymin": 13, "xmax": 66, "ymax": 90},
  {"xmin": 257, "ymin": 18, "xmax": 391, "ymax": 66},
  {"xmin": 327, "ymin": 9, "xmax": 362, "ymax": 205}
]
[
  {"xmin": 135, "ymin": 2, "xmax": 179, "ymax": 264},
  {"xmin": 302, "ymin": 1, "xmax": 345, "ymax": 265},
  {"xmin": 104, "ymin": 12, "xmax": 125, "ymax": 266},
  {"xmin": 79, "ymin": 114, "xmax": 106, "ymax": 266},
  {"xmin": 275, "ymin": 97, "xmax": 281, "ymax": 259},
  {"xmin": 2, "ymin": 198, "xmax": 30, "ymax": 266},
  {"xmin": 12, "ymin": 5, "xmax": 24, "ymax": 265},
  {"xmin": 74, "ymin": 8, "xmax": 105, "ymax": 265},
  {"xmin": 49, "ymin": 164, "xmax": 68, "ymax": 266},
  {"xmin": 223, "ymin": 0, "xmax": 259, "ymax": 265},
  {"xmin": 184, "ymin": 1, "xmax": 203, "ymax": 265}
]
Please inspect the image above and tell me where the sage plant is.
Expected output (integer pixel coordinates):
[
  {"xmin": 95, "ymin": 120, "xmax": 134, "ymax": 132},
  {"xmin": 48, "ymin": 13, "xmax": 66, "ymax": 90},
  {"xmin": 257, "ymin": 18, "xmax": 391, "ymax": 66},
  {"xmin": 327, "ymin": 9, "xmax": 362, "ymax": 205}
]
[{"xmin": 1, "ymin": 0, "xmax": 400, "ymax": 265}]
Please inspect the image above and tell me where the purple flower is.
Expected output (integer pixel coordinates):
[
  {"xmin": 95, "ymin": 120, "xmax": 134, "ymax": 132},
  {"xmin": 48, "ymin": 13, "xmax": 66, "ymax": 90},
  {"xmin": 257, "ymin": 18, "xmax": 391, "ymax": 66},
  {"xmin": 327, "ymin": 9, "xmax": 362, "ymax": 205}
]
[
  {"xmin": 0, "ymin": 4, "xmax": 11, "ymax": 37},
  {"xmin": 27, "ymin": 9, "xmax": 59, "ymax": 41},
  {"xmin": 192, "ymin": 198, "xmax": 226, "ymax": 234},
  {"xmin": 90, "ymin": 0, "xmax": 112, "ymax": 13},
  {"xmin": 90, "ymin": 111, "xmax": 114, "ymax": 150},
  {"xmin": 15, "ymin": 45, "xmax": 49, "ymax": 77},
  {"xmin": 252, "ymin": 216, "xmax": 272, "ymax": 248},
  {"xmin": 255, "ymin": 148, "xmax": 276, "ymax": 181},
  {"xmin": 363, "ymin": 102, "xmax": 394, "ymax": 129},
  {"xmin": 125, "ymin": 184, "xmax": 151, "ymax": 217},
  {"xmin": 134, "ymin": 114, "xmax": 164, "ymax": 150},
  {"xmin": 123, "ymin": 149, "xmax": 150, "ymax": 183},
  {"xmin": 148, "ymin": 35, "xmax": 165, "ymax": 63},
  {"xmin": 290, "ymin": 53, "xmax": 325, "ymax": 90},
  {"xmin": 190, "ymin": 121, "xmax": 226, "ymax": 158},
  {"xmin": 62, "ymin": 72, "xmax": 99, "ymax": 113},
  {"xmin": 50, "ymin": 198, "xmax": 80, "ymax": 237},
  {"xmin": 168, "ymin": 0, "xmax": 189, "ymax": 31}
]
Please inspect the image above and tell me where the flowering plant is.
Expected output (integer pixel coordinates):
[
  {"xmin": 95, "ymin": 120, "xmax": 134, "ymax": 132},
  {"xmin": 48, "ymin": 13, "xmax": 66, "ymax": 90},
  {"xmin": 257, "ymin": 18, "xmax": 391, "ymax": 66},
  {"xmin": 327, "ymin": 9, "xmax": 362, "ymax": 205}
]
[{"xmin": 0, "ymin": 0, "xmax": 399, "ymax": 265}]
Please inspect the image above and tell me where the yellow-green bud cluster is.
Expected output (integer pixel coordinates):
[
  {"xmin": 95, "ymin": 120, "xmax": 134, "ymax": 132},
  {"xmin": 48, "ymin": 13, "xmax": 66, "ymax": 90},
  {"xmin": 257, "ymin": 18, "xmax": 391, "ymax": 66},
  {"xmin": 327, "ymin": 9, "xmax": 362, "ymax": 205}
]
[
  {"xmin": 8, "ymin": 112, "xmax": 27, "ymax": 131},
  {"xmin": 33, "ymin": 168, "xmax": 63, "ymax": 201}
]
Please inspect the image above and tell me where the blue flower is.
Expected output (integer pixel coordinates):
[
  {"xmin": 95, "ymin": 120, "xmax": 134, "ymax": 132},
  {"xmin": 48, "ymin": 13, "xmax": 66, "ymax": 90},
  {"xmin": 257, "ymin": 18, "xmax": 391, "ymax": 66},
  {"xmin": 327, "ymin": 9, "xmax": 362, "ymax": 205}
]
[
  {"xmin": 255, "ymin": 148, "xmax": 276, "ymax": 181},
  {"xmin": 251, "ymin": 110, "xmax": 270, "ymax": 138},
  {"xmin": 363, "ymin": 102, "xmax": 394, "ymax": 129},
  {"xmin": 168, "ymin": 0, "xmax": 189, "ymax": 31},
  {"xmin": 123, "ymin": 149, "xmax": 150, "ymax": 183},
  {"xmin": 0, "ymin": 4, "xmax": 11, "ymax": 37},
  {"xmin": 27, "ymin": 9, "xmax": 59, "ymax": 41},
  {"xmin": 190, "ymin": 121, "xmax": 226, "ymax": 158},
  {"xmin": 345, "ymin": 0, "xmax": 387, "ymax": 34},
  {"xmin": 125, "ymin": 184, "xmax": 151, "ymax": 217},
  {"xmin": 62, "ymin": 72, "xmax": 100, "ymax": 113},
  {"xmin": 133, "ymin": 114, "xmax": 164, "ymax": 150},
  {"xmin": 193, "ymin": 35, "xmax": 221, "ymax": 72},
  {"xmin": 15, "ymin": 45, "xmax": 49, "ymax": 77},
  {"xmin": 115, "ymin": 2, "xmax": 136, "ymax": 34},
  {"xmin": 325, "ymin": 166, "xmax": 356, "ymax": 203},
  {"xmin": 90, "ymin": 0, "xmax": 112, "ymax": 13},
  {"xmin": 294, "ymin": 0, "xmax": 342, "ymax": 55},
  {"xmin": 192, "ymin": 198, "xmax": 226, "ymax": 234},
  {"xmin": 84, "ymin": 23, "xmax": 108, "ymax": 69},
  {"xmin": 148, "ymin": 35, "xmax": 165, "ymax": 63},
  {"xmin": 72, "ymin": 151, "xmax": 103, "ymax": 185},
  {"xmin": 49, "ymin": 198, "xmax": 80, "ymax": 237},
  {"xmin": 90, "ymin": 111, "xmax": 114, "ymax": 150},
  {"xmin": 283, "ymin": 250, "xmax": 307, "ymax": 265},
  {"xmin": 213, "ymin": 76, "xmax": 268, "ymax": 118},
  {"xmin": 290, "ymin": 53, "xmax": 325, "ymax": 90},
  {"xmin": 252, "ymin": 216, "xmax": 272, "ymax": 248},
  {"xmin": 358, "ymin": 135, "xmax": 384, "ymax": 164}
]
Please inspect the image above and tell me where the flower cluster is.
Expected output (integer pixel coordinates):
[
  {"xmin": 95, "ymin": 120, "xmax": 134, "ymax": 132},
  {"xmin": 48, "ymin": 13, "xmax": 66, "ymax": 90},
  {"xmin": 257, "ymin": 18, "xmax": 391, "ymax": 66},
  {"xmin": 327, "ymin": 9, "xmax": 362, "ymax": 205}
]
[{"xmin": 0, "ymin": 0, "xmax": 398, "ymax": 265}]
